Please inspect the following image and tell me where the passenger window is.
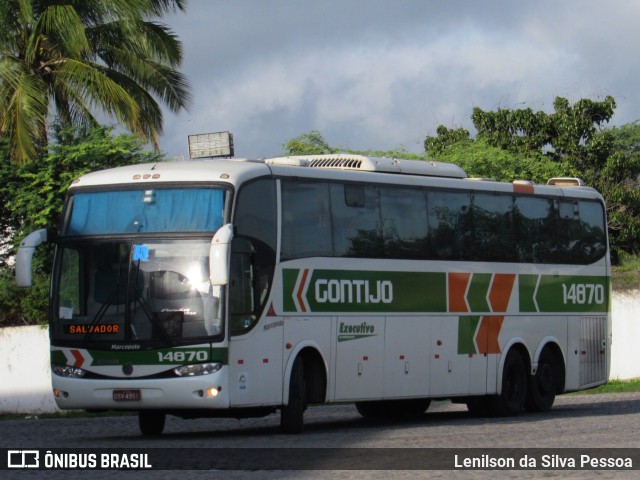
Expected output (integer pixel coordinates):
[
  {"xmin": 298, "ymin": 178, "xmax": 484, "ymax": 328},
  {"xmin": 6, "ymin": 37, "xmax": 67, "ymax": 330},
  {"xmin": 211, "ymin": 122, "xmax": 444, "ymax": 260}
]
[
  {"xmin": 380, "ymin": 187, "xmax": 428, "ymax": 259},
  {"xmin": 473, "ymin": 193, "xmax": 515, "ymax": 262},
  {"xmin": 331, "ymin": 184, "xmax": 382, "ymax": 257},
  {"xmin": 558, "ymin": 200, "xmax": 606, "ymax": 264},
  {"xmin": 513, "ymin": 197, "xmax": 555, "ymax": 263},
  {"xmin": 427, "ymin": 191, "xmax": 472, "ymax": 260},
  {"xmin": 556, "ymin": 200, "xmax": 581, "ymax": 263},
  {"xmin": 281, "ymin": 181, "xmax": 333, "ymax": 260}
]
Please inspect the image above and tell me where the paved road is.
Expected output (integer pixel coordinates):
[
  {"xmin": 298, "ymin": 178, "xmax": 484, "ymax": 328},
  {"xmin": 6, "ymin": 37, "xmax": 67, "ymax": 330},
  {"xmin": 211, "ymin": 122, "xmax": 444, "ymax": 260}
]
[{"xmin": 1, "ymin": 392, "xmax": 640, "ymax": 479}]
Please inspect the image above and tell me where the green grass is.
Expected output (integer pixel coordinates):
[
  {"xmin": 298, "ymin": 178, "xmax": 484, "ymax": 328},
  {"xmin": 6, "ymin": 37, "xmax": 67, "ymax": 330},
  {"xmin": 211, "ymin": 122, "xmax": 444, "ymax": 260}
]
[
  {"xmin": 576, "ymin": 378, "xmax": 640, "ymax": 394},
  {"xmin": 612, "ymin": 252, "xmax": 640, "ymax": 291}
]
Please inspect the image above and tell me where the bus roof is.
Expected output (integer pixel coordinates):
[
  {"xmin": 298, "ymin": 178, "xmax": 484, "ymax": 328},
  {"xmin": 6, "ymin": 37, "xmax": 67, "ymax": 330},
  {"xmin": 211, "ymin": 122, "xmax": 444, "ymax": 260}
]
[
  {"xmin": 265, "ymin": 154, "xmax": 468, "ymax": 179},
  {"xmin": 68, "ymin": 155, "xmax": 603, "ymax": 201},
  {"xmin": 68, "ymin": 158, "xmax": 272, "ymax": 189}
]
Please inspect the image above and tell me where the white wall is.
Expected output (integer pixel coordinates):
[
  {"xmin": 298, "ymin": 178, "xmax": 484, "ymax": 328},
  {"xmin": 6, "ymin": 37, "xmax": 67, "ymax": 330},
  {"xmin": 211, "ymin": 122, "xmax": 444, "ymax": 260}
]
[
  {"xmin": 610, "ymin": 289, "xmax": 640, "ymax": 380},
  {"xmin": 1, "ymin": 291, "xmax": 638, "ymax": 414},
  {"xmin": 0, "ymin": 325, "xmax": 58, "ymax": 414}
]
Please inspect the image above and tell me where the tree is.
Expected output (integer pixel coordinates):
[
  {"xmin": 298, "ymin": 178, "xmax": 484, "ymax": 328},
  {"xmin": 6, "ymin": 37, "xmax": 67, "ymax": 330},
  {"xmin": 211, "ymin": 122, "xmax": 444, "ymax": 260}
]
[
  {"xmin": 424, "ymin": 123, "xmax": 571, "ymax": 184},
  {"xmin": 428, "ymin": 138, "xmax": 570, "ymax": 184},
  {"xmin": 283, "ymin": 130, "xmax": 335, "ymax": 156},
  {"xmin": 471, "ymin": 96, "xmax": 616, "ymax": 168},
  {"xmin": 0, "ymin": 139, "xmax": 16, "ymax": 255},
  {"xmin": 0, "ymin": 124, "xmax": 165, "ymax": 325},
  {"xmin": 424, "ymin": 125, "xmax": 472, "ymax": 157},
  {"xmin": 0, "ymin": 0, "xmax": 190, "ymax": 163},
  {"xmin": 594, "ymin": 123, "xmax": 640, "ymax": 257}
]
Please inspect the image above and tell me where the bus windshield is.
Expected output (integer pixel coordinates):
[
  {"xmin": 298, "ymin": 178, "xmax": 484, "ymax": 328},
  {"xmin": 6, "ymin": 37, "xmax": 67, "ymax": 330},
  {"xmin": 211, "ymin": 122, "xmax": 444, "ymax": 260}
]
[
  {"xmin": 52, "ymin": 238, "xmax": 223, "ymax": 346},
  {"xmin": 52, "ymin": 186, "xmax": 229, "ymax": 347}
]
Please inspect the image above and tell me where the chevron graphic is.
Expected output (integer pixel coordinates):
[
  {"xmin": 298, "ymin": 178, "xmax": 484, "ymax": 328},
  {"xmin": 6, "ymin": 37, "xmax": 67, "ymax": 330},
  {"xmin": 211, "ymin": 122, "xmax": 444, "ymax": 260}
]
[{"xmin": 63, "ymin": 349, "xmax": 93, "ymax": 368}]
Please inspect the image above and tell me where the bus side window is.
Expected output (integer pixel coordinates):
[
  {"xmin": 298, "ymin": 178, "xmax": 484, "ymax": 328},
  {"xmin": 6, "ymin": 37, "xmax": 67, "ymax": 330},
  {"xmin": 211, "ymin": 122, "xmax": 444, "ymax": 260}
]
[
  {"xmin": 472, "ymin": 193, "xmax": 515, "ymax": 262},
  {"xmin": 569, "ymin": 200, "xmax": 607, "ymax": 264},
  {"xmin": 427, "ymin": 190, "xmax": 472, "ymax": 260},
  {"xmin": 331, "ymin": 184, "xmax": 382, "ymax": 257},
  {"xmin": 513, "ymin": 196, "xmax": 555, "ymax": 263},
  {"xmin": 229, "ymin": 238, "xmax": 257, "ymax": 335},
  {"xmin": 232, "ymin": 178, "xmax": 277, "ymax": 335},
  {"xmin": 281, "ymin": 181, "xmax": 333, "ymax": 260},
  {"xmin": 380, "ymin": 186, "xmax": 428, "ymax": 259},
  {"xmin": 556, "ymin": 200, "xmax": 582, "ymax": 263}
]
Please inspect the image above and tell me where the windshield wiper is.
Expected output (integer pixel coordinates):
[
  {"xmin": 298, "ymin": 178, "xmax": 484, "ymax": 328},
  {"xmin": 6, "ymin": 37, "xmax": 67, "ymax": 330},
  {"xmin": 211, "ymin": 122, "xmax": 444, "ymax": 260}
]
[
  {"xmin": 84, "ymin": 278, "xmax": 122, "ymax": 344},
  {"xmin": 129, "ymin": 262, "xmax": 174, "ymax": 347}
]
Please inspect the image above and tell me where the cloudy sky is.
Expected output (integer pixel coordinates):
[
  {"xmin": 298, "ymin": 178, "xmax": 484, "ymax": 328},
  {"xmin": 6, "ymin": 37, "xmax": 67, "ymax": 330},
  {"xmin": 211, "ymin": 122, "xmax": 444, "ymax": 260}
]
[{"xmin": 157, "ymin": 0, "xmax": 640, "ymax": 160}]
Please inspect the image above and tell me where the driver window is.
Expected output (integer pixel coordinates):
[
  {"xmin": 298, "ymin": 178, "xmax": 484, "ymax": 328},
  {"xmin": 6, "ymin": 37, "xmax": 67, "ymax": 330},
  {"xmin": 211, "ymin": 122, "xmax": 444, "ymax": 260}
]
[
  {"xmin": 230, "ymin": 178, "xmax": 277, "ymax": 335},
  {"xmin": 229, "ymin": 238, "xmax": 256, "ymax": 334}
]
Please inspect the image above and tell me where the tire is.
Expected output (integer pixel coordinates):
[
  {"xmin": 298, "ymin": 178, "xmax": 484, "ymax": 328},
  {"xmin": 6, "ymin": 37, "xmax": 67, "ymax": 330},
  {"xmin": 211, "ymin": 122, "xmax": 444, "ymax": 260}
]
[
  {"xmin": 466, "ymin": 397, "xmax": 493, "ymax": 417},
  {"xmin": 355, "ymin": 399, "xmax": 431, "ymax": 418},
  {"xmin": 281, "ymin": 356, "xmax": 306, "ymax": 434},
  {"xmin": 489, "ymin": 349, "xmax": 528, "ymax": 416},
  {"xmin": 355, "ymin": 400, "xmax": 387, "ymax": 418},
  {"xmin": 525, "ymin": 348, "xmax": 561, "ymax": 412},
  {"xmin": 400, "ymin": 398, "xmax": 431, "ymax": 416},
  {"xmin": 138, "ymin": 410, "xmax": 166, "ymax": 436}
]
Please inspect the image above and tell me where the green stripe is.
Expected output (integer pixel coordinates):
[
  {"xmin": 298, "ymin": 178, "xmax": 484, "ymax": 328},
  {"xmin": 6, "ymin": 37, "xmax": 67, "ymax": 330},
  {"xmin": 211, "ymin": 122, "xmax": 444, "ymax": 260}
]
[
  {"xmin": 519, "ymin": 275, "xmax": 539, "ymax": 312},
  {"xmin": 51, "ymin": 350, "xmax": 66, "ymax": 365},
  {"xmin": 467, "ymin": 274, "xmax": 491, "ymax": 312},
  {"xmin": 282, "ymin": 269, "xmax": 299, "ymax": 312},
  {"xmin": 51, "ymin": 347, "xmax": 228, "ymax": 367},
  {"xmin": 519, "ymin": 275, "xmax": 610, "ymax": 313},
  {"xmin": 458, "ymin": 316, "xmax": 480, "ymax": 354},
  {"xmin": 283, "ymin": 268, "xmax": 609, "ymax": 315}
]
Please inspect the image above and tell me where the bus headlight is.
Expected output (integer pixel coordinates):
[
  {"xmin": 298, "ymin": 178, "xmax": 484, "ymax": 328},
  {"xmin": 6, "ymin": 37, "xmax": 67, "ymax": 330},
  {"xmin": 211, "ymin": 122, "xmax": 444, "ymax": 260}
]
[
  {"xmin": 52, "ymin": 364, "xmax": 86, "ymax": 378},
  {"xmin": 173, "ymin": 362, "xmax": 222, "ymax": 377}
]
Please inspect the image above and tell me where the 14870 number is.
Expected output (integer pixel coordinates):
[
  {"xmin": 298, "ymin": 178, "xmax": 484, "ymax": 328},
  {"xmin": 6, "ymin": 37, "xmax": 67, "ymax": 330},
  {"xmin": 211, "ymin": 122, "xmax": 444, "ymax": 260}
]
[
  {"xmin": 157, "ymin": 350, "xmax": 208, "ymax": 362},
  {"xmin": 562, "ymin": 283, "xmax": 605, "ymax": 305}
]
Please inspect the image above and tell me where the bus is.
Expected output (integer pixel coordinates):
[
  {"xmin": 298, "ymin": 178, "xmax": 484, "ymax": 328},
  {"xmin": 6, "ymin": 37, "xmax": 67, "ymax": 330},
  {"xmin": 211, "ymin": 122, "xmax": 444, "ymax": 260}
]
[{"xmin": 16, "ymin": 154, "xmax": 611, "ymax": 435}]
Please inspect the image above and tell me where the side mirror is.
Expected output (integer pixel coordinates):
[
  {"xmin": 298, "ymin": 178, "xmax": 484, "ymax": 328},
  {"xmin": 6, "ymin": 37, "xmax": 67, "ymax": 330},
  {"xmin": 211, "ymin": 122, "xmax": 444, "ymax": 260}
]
[
  {"xmin": 15, "ymin": 229, "xmax": 49, "ymax": 287},
  {"xmin": 209, "ymin": 224, "xmax": 234, "ymax": 286}
]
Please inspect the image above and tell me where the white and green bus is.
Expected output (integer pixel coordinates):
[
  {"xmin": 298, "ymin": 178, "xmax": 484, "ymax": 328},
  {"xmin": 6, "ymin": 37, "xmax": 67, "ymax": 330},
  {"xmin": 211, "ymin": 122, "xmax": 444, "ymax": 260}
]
[{"xmin": 16, "ymin": 154, "xmax": 611, "ymax": 435}]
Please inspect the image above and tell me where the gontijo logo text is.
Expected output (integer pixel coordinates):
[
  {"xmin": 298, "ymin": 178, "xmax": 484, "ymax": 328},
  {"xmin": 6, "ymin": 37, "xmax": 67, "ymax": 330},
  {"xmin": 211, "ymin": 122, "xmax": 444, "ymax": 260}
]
[
  {"xmin": 283, "ymin": 269, "xmax": 447, "ymax": 313},
  {"xmin": 315, "ymin": 278, "xmax": 393, "ymax": 304}
]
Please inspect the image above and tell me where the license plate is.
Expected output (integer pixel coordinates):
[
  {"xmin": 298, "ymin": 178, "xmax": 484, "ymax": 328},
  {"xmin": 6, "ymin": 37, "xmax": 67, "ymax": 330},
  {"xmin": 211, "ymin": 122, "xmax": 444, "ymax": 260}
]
[{"xmin": 113, "ymin": 390, "xmax": 141, "ymax": 401}]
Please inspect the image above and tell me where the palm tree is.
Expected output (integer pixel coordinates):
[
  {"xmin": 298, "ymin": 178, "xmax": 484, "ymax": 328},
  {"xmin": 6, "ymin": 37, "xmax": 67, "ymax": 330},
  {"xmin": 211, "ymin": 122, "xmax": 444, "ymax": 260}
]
[{"xmin": 0, "ymin": 0, "xmax": 190, "ymax": 163}]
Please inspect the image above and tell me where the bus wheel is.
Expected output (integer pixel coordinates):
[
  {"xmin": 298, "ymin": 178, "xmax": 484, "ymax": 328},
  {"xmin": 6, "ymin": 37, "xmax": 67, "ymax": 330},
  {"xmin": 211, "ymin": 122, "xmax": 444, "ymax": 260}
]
[
  {"xmin": 138, "ymin": 410, "xmax": 166, "ymax": 436},
  {"xmin": 400, "ymin": 399, "xmax": 431, "ymax": 416},
  {"xmin": 525, "ymin": 348, "xmax": 560, "ymax": 412},
  {"xmin": 466, "ymin": 397, "xmax": 492, "ymax": 417},
  {"xmin": 356, "ymin": 399, "xmax": 431, "ymax": 418},
  {"xmin": 490, "ymin": 349, "xmax": 527, "ymax": 416},
  {"xmin": 281, "ymin": 357, "xmax": 306, "ymax": 434},
  {"xmin": 355, "ymin": 401, "xmax": 387, "ymax": 418}
]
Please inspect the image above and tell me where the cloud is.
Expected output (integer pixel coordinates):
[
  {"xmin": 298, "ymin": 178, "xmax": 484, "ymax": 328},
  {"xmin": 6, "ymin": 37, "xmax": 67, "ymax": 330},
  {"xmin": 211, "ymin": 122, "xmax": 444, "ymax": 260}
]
[{"xmin": 158, "ymin": 1, "xmax": 640, "ymax": 159}]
